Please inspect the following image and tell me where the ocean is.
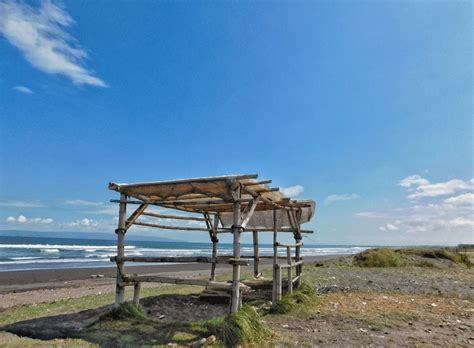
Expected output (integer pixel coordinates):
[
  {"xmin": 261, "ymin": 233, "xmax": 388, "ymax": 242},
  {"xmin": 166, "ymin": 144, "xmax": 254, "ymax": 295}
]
[{"xmin": 0, "ymin": 236, "xmax": 367, "ymax": 272}]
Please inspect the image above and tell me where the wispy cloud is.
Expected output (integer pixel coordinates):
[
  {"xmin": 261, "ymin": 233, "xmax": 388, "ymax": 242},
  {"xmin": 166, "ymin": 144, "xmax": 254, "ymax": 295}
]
[
  {"xmin": 0, "ymin": 0, "xmax": 106, "ymax": 87},
  {"xmin": 399, "ymin": 174, "xmax": 473, "ymax": 199},
  {"xmin": 65, "ymin": 199, "xmax": 104, "ymax": 206},
  {"xmin": 379, "ymin": 223, "xmax": 398, "ymax": 231},
  {"xmin": 13, "ymin": 85, "xmax": 33, "ymax": 93},
  {"xmin": 324, "ymin": 193, "xmax": 359, "ymax": 206},
  {"xmin": 360, "ymin": 175, "xmax": 474, "ymax": 241},
  {"xmin": 281, "ymin": 185, "xmax": 304, "ymax": 198},
  {"xmin": 354, "ymin": 211, "xmax": 387, "ymax": 219},
  {"xmin": 0, "ymin": 199, "xmax": 45, "ymax": 208},
  {"xmin": 6, "ymin": 215, "xmax": 53, "ymax": 224},
  {"xmin": 67, "ymin": 218, "xmax": 98, "ymax": 227}
]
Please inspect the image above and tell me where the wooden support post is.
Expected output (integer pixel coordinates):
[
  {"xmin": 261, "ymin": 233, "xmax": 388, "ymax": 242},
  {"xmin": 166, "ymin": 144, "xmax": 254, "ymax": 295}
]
[
  {"xmin": 272, "ymin": 208, "xmax": 278, "ymax": 304},
  {"xmin": 115, "ymin": 193, "xmax": 127, "ymax": 307},
  {"xmin": 252, "ymin": 230, "xmax": 260, "ymax": 278},
  {"xmin": 276, "ymin": 265, "xmax": 282, "ymax": 302},
  {"xmin": 230, "ymin": 199, "xmax": 242, "ymax": 313},
  {"xmin": 286, "ymin": 246, "xmax": 293, "ymax": 294},
  {"xmin": 209, "ymin": 214, "xmax": 219, "ymax": 281},
  {"xmin": 295, "ymin": 235, "xmax": 302, "ymax": 288},
  {"xmin": 133, "ymin": 282, "xmax": 141, "ymax": 305}
]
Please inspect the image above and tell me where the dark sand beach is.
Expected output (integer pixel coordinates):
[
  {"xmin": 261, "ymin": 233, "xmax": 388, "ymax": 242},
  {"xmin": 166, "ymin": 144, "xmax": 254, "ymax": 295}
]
[{"xmin": 1, "ymin": 251, "xmax": 473, "ymax": 346}]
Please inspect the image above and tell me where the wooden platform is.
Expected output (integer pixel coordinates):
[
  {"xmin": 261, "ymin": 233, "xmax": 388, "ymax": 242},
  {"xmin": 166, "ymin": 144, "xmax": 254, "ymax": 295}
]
[{"xmin": 199, "ymin": 277, "xmax": 292, "ymax": 304}]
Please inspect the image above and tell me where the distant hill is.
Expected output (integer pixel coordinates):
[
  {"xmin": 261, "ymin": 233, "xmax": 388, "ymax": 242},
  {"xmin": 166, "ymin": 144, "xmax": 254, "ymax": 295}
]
[{"xmin": 0, "ymin": 230, "xmax": 180, "ymax": 243}]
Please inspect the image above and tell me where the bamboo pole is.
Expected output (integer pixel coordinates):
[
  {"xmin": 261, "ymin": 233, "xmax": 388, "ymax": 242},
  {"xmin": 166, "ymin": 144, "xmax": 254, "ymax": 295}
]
[
  {"xmin": 287, "ymin": 246, "xmax": 293, "ymax": 294},
  {"xmin": 133, "ymin": 282, "xmax": 141, "ymax": 305},
  {"xmin": 230, "ymin": 197, "xmax": 242, "ymax": 313},
  {"xmin": 115, "ymin": 193, "xmax": 127, "ymax": 307},
  {"xmin": 210, "ymin": 214, "xmax": 219, "ymax": 281},
  {"xmin": 252, "ymin": 230, "xmax": 260, "ymax": 278},
  {"xmin": 295, "ymin": 236, "xmax": 302, "ymax": 287},
  {"xmin": 141, "ymin": 211, "xmax": 208, "ymax": 221},
  {"xmin": 275, "ymin": 265, "xmax": 282, "ymax": 302},
  {"xmin": 272, "ymin": 208, "xmax": 278, "ymax": 304}
]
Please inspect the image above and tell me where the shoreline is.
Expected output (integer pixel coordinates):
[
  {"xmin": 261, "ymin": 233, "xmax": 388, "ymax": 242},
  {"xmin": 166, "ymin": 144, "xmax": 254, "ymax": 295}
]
[{"xmin": 0, "ymin": 255, "xmax": 339, "ymax": 294}]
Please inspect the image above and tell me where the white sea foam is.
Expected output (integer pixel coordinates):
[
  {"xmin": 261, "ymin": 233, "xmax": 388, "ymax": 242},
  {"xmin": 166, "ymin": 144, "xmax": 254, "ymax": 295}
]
[
  {"xmin": 0, "ymin": 258, "xmax": 110, "ymax": 265},
  {"xmin": 41, "ymin": 248, "xmax": 59, "ymax": 253},
  {"xmin": 0, "ymin": 244, "xmax": 135, "ymax": 250}
]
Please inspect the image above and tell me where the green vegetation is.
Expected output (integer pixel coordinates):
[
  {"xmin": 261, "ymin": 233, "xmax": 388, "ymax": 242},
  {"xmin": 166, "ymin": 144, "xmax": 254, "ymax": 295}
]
[
  {"xmin": 207, "ymin": 305, "xmax": 272, "ymax": 347},
  {"xmin": 0, "ymin": 284, "xmax": 202, "ymax": 327},
  {"xmin": 104, "ymin": 302, "xmax": 147, "ymax": 320},
  {"xmin": 353, "ymin": 247, "xmax": 472, "ymax": 268},
  {"xmin": 353, "ymin": 248, "xmax": 407, "ymax": 267},
  {"xmin": 400, "ymin": 247, "xmax": 472, "ymax": 267},
  {"xmin": 270, "ymin": 280, "xmax": 318, "ymax": 314}
]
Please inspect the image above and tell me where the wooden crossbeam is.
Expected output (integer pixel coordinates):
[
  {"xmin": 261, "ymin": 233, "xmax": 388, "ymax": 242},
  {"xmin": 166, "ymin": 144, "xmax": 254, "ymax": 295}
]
[
  {"xmin": 141, "ymin": 211, "xmax": 207, "ymax": 222},
  {"xmin": 133, "ymin": 221, "xmax": 210, "ymax": 231},
  {"xmin": 121, "ymin": 275, "xmax": 251, "ymax": 293}
]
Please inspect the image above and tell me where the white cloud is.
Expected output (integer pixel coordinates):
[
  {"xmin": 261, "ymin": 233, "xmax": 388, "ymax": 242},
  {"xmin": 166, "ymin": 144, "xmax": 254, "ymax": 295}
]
[
  {"xmin": 6, "ymin": 214, "xmax": 53, "ymax": 224},
  {"xmin": 371, "ymin": 175, "xmax": 474, "ymax": 243},
  {"xmin": 65, "ymin": 199, "xmax": 104, "ymax": 206},
  {"xmin": 444, "ymin": 193, "xmax": 474, "ymax": 206},
  {"xmin": 355, "ymin": 211, "xmax": 387, "ymax": 218},
  {"xmin": 398, "ymin": 175, "xmax": 430, "ymax": 188},
  {"xmin": 0, "ymin": 199, "xmax": 45, "ymax": 208},
  {"xmin": 399, "ymin": 174, "xmax": 473, "ymax": 199},
  {"xmin": 0, "ymin": 0, "xmax": 106, "ymax": 87},
  {"xmin": 13, "ymin": 85, "xmax": 33, "ymax": 93},
  {"xmin": 281, "ymin": 185, "xmax": 304, "ymax": 198},
  {"xmin": 68, "ymin": 218, "xmax": 98, "ymax": 227},
  {"xmin": 324, "ymin": 193, "xmax": 359, "ymax": 205},
  {"xmin": 379, "ymin": 223, "xmax": 398, "ymax": 231}
]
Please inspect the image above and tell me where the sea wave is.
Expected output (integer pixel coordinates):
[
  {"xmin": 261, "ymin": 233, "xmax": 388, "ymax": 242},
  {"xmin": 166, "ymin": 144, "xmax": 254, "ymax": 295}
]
[
  {"xmin": 0, "ymin": 258, "xmax": 111, "ymax": 265},
  {"xmin": 0, "ymin": 244, "xmax": 135, "ymax": 250}
]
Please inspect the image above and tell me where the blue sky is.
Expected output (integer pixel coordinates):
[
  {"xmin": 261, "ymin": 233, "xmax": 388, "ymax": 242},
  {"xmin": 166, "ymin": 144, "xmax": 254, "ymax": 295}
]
[{"xmin": 0, "ymin": 0, "xmax": 472, "ymax": 245}]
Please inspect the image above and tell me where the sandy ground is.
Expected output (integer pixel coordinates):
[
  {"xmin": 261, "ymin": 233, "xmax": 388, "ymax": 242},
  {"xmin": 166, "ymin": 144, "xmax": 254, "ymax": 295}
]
[{"xmin": 2, "ymin": 254, "xmax": 472, "ymax": 346}]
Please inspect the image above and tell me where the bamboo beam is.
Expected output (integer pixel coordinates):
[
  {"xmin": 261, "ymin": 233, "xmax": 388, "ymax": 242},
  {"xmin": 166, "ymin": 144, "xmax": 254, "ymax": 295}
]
[
  {"xmin": 243, "ymin": 180, "xmax": 272, "ymax": 186},
  {"xmin": 275, "ymin": 265, "xmax": 282, "ymax": 302},
  {"xmin": 272, "ymin": 208, "xmax": 278, "ymax": 304},
  {"xmin": 111, "ymin": 256, "xmax": 251, "ymax": 265},
  {"xmin": 133, "ymin": 221, "xmax": 211, "ymax": 231},
  {"xmin": 125, "ymin": 203, "xmax": 148, "ymax": 230},
  {"xmin": 141, "ymin": 211, "xmax": 207, "ymax": 222},
  {"xmin": 230, "ymin": 193, "xmax": 242, "ymax": 313},
  {"xmin": 109, "ymin": 174, "xmax": 258, "ymax": 190},
  {"xmin": 122, "ymin": 275, "xmax": 251, "ymax": 293},
  {"xmin": 133, "ymin": 282, "xmax": 141, "ymax": 304},
  {"xmin": 275, "ymin": 242, "xmax": 303, "ymax": 248},
  {"xmin": 240, "ymin": 198, "xmax": 260, "ymax": 229},
  {"xmin": 210, "ymin": 214, "xmax": 219, "ymax": 281},
  {"xmin": 252, "ymin": 230, "xmax": 260, "ymax": 278},
  {"xmin": 278, "ymin": 260, "xmax": 303, "ymax": 269},
  {"xmin": 115, "ymin": 193, "xmax": 127, "ymax": 307},
  {"xmin": 286, "ymin": 246, "xmax": 293, "ymax": 294}
]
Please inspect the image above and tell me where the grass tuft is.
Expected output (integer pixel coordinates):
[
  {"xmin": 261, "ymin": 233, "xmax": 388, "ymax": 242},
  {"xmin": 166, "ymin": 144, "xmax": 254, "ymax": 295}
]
[
  {"xmin": 206, "ymin": 305, "xmax": 272, "ymax": 347},
  {"xmin": 105, "ymin": 302, "xmax": 147, "ymax": 321},
  {"xmin": 353, "ymin": 248, "xmax": 406, "ymax": 267},
  {"xmin": 270, "ymin": 280, "xmax": 318, "ymax": 314},
  {"xmin": 400, "ymin": 248, "xmax": 472, "ymax": 267}
]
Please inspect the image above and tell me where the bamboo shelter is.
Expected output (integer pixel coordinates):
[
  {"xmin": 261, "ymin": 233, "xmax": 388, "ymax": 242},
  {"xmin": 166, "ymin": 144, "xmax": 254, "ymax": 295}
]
[{"xmin": 109, "ymin": 174, "xmax": 316, "ymax": 313}]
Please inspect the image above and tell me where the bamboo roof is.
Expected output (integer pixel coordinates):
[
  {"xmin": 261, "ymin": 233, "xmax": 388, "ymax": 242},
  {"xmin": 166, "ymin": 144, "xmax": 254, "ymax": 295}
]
[{"xmin": 109, "ymin": 174, "xmax": 315, "ymax": 229}]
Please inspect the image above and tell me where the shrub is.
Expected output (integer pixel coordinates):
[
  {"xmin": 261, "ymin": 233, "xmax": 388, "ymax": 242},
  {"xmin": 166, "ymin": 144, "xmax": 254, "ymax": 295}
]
[
  {"xmin": 207, "ymin": 305, "xmax": 272, "ymax": 347},
  {"xmin": 353, "ymin": 248, "xmax": 406, "ymax": 267},
  {"xmin": 270, "ymin": 280, "xmax": 318, "ymax": 314},
  {"xmin": 105, "ymin": 302, "xmax": 147, "ymax": 320},
  {"xmin": 401, "ymin": 248, "xmax": 472, "ymax": 267}
]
